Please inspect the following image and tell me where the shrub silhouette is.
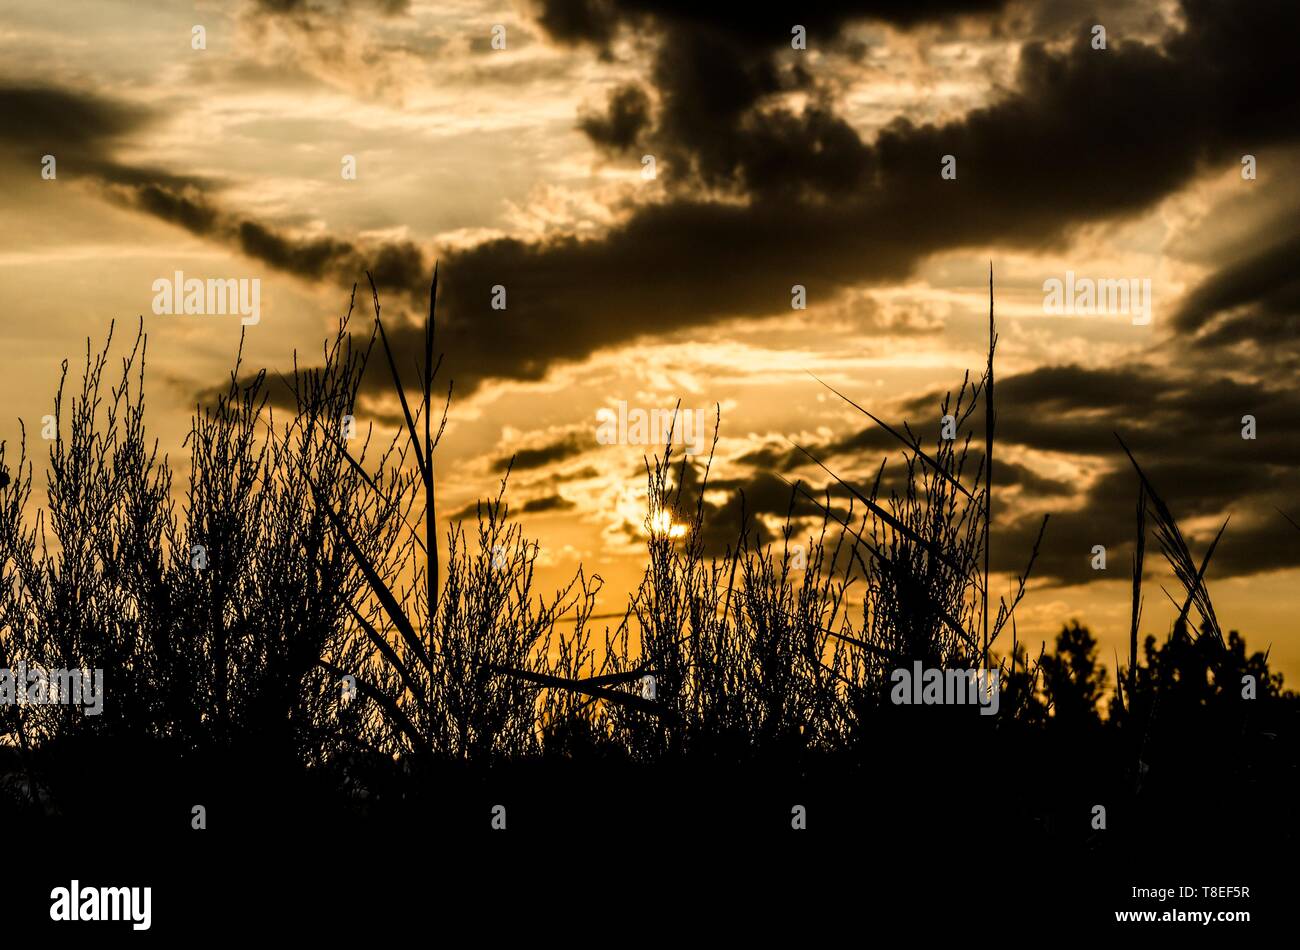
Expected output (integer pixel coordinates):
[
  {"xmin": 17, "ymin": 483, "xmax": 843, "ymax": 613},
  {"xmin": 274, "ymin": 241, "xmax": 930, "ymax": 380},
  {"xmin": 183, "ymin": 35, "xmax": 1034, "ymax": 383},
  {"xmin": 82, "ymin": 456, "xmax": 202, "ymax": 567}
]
[{"xmin": 0, "ymin": 267, "xmax": 1291, "ymax": 860}]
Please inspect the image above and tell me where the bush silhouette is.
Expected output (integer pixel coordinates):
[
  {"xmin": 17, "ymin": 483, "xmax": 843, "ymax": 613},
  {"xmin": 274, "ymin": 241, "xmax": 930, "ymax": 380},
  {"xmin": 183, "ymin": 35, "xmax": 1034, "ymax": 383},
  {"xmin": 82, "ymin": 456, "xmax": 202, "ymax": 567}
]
[{"xmin": 0, "ymin": 270, "xmax": 1291, "ymax": 864}]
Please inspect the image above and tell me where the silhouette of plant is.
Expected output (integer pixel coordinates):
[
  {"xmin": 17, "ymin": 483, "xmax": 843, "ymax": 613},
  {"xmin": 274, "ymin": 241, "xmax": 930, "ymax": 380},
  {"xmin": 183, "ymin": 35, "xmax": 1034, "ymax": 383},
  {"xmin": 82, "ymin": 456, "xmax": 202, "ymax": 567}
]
[{"xmin": 0, "ymin": 267, "xmax": 1290, "ymax": 851}]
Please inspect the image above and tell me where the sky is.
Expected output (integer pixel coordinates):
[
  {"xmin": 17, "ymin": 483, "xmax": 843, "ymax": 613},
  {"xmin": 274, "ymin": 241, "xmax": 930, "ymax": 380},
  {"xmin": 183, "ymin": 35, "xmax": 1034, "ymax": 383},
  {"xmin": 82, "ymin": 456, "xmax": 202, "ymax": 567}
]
[{"xmin": 1, "ymin": 0, "xmax": 1298, "ymax": 685}]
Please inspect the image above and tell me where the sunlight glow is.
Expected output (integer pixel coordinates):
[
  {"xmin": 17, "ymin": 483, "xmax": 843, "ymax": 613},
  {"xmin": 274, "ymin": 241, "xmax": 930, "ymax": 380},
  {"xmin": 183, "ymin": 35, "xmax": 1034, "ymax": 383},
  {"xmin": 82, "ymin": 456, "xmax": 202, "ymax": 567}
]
[{"xmin": 648, "ymin": 511, "xmax": 687, "ymax": 539}]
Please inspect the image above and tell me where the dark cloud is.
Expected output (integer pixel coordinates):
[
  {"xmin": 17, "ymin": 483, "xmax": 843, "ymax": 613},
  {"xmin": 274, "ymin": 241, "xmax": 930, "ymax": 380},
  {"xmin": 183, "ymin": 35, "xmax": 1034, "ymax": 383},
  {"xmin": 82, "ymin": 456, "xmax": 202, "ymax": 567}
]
[
  {"xmin": 710, "ymin": 470, "xmax": 846, "ymax": 522},
  {"xmin": 973, "ymin": 367, "xmax": 1300, "ymax": 467},
  {"xmin": 1172, "ymin": 228, "xmax": 1300, "ymax": 350},
  {"xmin": 986, "ymin": 365, "xmax": 1300, "ymax": 583},
  {"xmin": 0, "ymin": 85, "xmax": 147, "ymax": 154},
  {"xmin": 578, "ymin": 84, "xmax": 652, "ymax": 153},
  {"xmin": 7, "ymin": 4, "xmax": 1298, "ymax": 632},
  {"xmin": 743, "ymin": 440, "xmax": 1068, "ymax": 503},
  {"xmin": 541, "ymin": 0, "xmax": 1257, "ymax": 211},
  {"xmin": 531, "ymin": 0, "xmax": 619, "ymax": 47},
  {"xmin": 940, "ymin": 365, "xmax": 1298, "ymax": 582},
  {"xmin": 520, "ymin": 493, "xmax": 577, "ymax": 513},
  {"xmin": 192, "ymin": 371, "xmax": 297, "ymax": 417},
  {"xmin": 725, "ymin": 358, "xmax": 1300, "ymax": 584},
  {"xmin": 447, "ymin": 499, "xmax": 482, "ymax": 521},
  {"xmin": 737, "ymin": 426, "xmax": 895, "ymax": 473},
  {"xmin": 390, "ymin": 0, "xmax": 1300, "ymax": 394},
  {"xmin": 531, "ymin": 0, "xmax": 1008, "ymax": 48},
  {"xmin": 10, "ymin": 13, "xmax": 1297, "ymax": 598},
  {"xmin": 545, "ymin": 2, "xmax": 995, "ymax": 211},
  {"xmin": 492, "ymin": 433, "xmax": 587, "ymax": 472},
  {"xmin": 992, "ymin": 458, "xmax": 1300, "ymax": 588},
  {"xmin": 448, "ymin": 491, "xmax": 574, "ymax": 520},
  {"xmin": 0, "ymin": 85, "xmax": 214, "ymax": 193},
  {"xmin": 23, "ymin": 0, "xmax": 1300, "ymax": 407},
  {"xmin": 130, "ymin": 183, "xmax": 221, "ymax": 234},
  {"xmin": 1167, "ymin": 0, "xmax": 1300, "ymax": 150},
  {"xmin": 101, "ymin": 181, "xmax": 427, "ymax": 300},
  {"xmin": 554, "ymin": 465, "xmax": 601, "ymax": 482},
  {"xmin": 0, "ymin": 82, "xmax": 423, "ymax": 309},
  {"xmin": 991, "ymin": 460, "xmax": 1072, "ymax": 498},
  {"xmin": 251, "ymin": 0, "xmax": 410, "ymax": 15},
  {"xmin": 0, "ymin": 88, "xmax": 423, "ymax": 405}
]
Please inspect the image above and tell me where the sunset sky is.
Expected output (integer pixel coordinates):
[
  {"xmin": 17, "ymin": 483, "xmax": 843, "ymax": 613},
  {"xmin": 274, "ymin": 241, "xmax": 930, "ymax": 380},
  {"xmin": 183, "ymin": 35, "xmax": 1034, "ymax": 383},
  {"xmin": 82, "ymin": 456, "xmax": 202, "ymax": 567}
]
[{"xmin": 2, "ymin": 0, "xmax": 1298, "ymax": 685}]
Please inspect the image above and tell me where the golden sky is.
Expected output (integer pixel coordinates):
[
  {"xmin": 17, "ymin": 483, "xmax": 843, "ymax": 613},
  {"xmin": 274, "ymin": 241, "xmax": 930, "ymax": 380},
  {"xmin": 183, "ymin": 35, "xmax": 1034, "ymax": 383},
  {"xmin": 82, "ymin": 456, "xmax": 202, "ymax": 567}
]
[{"xmin": 2, "ymin": 0, "xmax": 1298, "ymax": 685}]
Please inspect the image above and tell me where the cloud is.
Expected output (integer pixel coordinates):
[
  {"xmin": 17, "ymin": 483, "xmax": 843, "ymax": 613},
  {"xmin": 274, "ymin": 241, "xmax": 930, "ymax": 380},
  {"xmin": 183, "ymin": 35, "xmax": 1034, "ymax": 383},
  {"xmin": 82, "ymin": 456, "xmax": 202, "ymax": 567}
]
[
  {"xmin": 578, "ymin": 83, "xmax": 652, "ymax": 153},
  {"xmin": 14, "ymin": 2, "xmax": 1300, "ymax": 421},
  {"xmin": 520, "ymin": 493, "xmax": 577, "ymax": 513},
  {"xmin": 390, "ymin": 0, "xmax": 1300, "ymax": 394},
  {"xmin": 990, "ymin": 460, "xmax": 1073, "ymax": 498},
  {"xmin": 103, "ymin": 0, "xmax": 1292, "ymax": 407},
  {"xmin": 0, "ymin": 81, "xmax": 425, "ymax": 306},
  {"xmin": 724, "ymin": 356, "xmax": 1300, "ymax": 584},
  {"xmin": 448, "ymin": 491, "xmax": 574, "ymax": 520},
  {"xmin": 0, "ymin": 85, "xmax": 147, "ymax": 155},
  {"xmin": 949, "ymin": 364, "xmax": 1299, "ymax": 582},
  {"xmin": 530, "ymin": 0, "xmax": 1009, "ymax": 48},
  {"xmin": 1172, "ymin": 227, "xmax": 1300, "ymax": 350},
  {"xmin": 0, "ymin": 84, "xmax": 206, "ymax": 191},
  {"xmin": 9, "ymin": 4, "xmax": 1298, "ymax": 604},
  {"xmin": 492, "ymin": 432, "xmax": 588, "ymax": 472},
  {"xmin": 252, "ymin": 0, "xmax": 411, "ymax": 13},
  {"xmin": 101, "ymin": 180, "xmax": 427, "ymax": 300},
  {"xmin": 236, "ymin": 0, "xmax": 425, "ymax": 100}
]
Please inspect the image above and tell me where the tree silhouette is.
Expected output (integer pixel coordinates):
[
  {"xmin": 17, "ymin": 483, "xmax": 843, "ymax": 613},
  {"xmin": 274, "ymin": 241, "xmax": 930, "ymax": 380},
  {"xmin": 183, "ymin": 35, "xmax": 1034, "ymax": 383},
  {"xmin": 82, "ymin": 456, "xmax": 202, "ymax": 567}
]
[{"xmin": 1040, "ymin": 621, "xmax": 1108, "ymax": 726}]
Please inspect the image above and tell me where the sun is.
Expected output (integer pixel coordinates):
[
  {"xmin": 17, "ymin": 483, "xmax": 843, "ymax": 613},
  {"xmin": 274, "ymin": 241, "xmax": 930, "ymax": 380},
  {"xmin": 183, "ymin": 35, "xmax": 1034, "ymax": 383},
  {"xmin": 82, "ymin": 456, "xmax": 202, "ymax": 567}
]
[{"xmin": 648, "ymin": 511, "xmax": 687, "ymax": 539}]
